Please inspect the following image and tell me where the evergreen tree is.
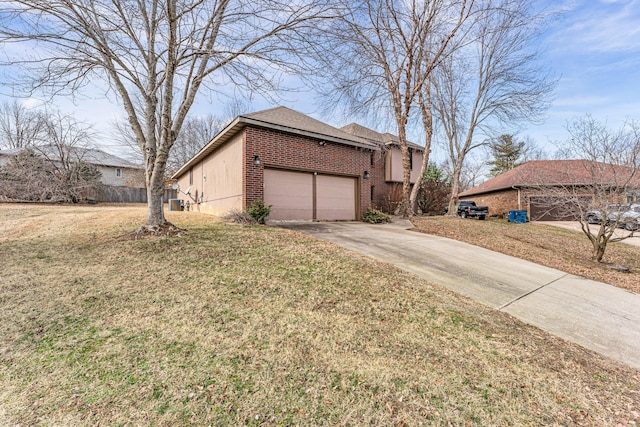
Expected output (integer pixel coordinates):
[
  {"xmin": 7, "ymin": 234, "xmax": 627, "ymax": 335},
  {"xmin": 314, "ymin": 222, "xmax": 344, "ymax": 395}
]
[
  {"xmin": 417, "ymin": 162, "xmax": 451, "ymax": 215},
  {"xmin": 488, "ymin": 134, "xmax": 526, "ymax": 176}
]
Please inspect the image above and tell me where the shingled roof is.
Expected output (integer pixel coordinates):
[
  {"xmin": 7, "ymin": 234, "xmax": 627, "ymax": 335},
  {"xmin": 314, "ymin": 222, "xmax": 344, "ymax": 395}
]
[
  {"xmin": 340, "ymin": 122, "xmax": 424, "ymax": 150},
  {"xmin": 0, "ymin": 145, "xmax": 141, "ymax": 169},
  {"xmin": 172, "ymin": 106, "xmax": 379, "ymax": 179},
  {"xmin": 460, "ymin": 160, "xmax": 640, "ymax": 197},
  {"xmin": 242, "ymin": 107, "xmax": 374, "ymax": 148}
]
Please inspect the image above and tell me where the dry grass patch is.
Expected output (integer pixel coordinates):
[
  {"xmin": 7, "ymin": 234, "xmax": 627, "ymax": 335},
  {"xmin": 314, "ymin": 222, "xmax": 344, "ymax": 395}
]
[
  {"xmin": 1, "ymin": 204, "xmax": 639, "ymax": 426},
  {"xmin": 411, "ymin": 216, "xmax": 640, "ymax": 294}
]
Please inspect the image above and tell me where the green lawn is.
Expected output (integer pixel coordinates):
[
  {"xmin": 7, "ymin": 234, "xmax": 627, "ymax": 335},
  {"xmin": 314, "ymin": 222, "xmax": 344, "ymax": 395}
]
[{"xmin": 1, "ymin": 204, "xmax": 639, "ymax": 426}]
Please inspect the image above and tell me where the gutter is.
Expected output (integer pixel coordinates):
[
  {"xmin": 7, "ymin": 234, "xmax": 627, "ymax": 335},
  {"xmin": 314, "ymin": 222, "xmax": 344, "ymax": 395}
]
[{"xmin": 172, "ymin": 116, "xmax": 378, "ymax": 180}]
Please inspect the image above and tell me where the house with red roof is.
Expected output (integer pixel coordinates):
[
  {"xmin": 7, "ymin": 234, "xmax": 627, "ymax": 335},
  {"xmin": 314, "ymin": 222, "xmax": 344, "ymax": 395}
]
[{"xmin": 459, "ymin": 160, "xmax": 640, "ymax": 220}]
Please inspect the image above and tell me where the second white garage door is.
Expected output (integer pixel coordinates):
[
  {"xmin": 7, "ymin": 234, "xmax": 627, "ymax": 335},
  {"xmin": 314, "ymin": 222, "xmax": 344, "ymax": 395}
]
[{"xmin": 264, "ymin": 169, "xmax": 357, "ymax": 221}]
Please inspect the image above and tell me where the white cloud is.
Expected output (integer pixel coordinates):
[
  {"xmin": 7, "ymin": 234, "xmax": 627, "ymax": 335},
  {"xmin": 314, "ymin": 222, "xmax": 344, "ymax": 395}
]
[
  {"xmin": 19, "ymin": 97, "xmax": 45, "ymax": 109},
  {"xmin": 550, "ymin": 0, "xmax": 640, "ymax": 54}
]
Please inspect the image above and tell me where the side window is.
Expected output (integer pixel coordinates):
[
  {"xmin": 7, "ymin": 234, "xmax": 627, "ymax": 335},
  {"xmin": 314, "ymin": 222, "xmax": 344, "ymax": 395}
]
[
  {"xmin": 189, "ymin": 168, "xmax": 193, "ymax": 185},
  {"xmin": 409, "ymin": 148, "xmax": 413, "ymax": 170},
  {"xmin": 115, "ymin": 168, "xmax": 122, "ymax": 177}
]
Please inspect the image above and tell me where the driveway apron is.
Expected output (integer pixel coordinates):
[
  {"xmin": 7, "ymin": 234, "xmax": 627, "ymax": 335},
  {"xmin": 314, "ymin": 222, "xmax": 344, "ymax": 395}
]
[{"xmin": 275, "ymin": 220, "xmax": 640, "ymax": 370}]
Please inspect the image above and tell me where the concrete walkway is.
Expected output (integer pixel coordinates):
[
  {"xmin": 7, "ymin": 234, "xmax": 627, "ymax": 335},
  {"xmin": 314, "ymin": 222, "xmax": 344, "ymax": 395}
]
[
  {"xmin": 535, "ymin": 221, "xmax": 640, "ymax": 247},
  {"xmin": 275, "ymin": 220, "xmax": 640, "ymax": 370}
]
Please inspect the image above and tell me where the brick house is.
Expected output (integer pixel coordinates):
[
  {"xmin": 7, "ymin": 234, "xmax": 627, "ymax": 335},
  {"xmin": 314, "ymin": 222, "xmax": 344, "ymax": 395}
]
[
  {"xmin": 171, "ymin": 106, "xmax": 424, "ymax": 220},
  {"xmin": 340, "ymin": 123, "xmax": 424, "ymax": 213},
  {"xmin": 459, "ymin": 160, "xmax": 640, "ymax": 220}
]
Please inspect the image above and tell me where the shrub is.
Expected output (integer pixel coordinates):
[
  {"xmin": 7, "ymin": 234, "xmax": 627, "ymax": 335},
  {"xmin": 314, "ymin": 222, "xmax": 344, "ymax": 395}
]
[
  {"xmin": 362, "ymin": 208, "xmax": 392, "ymax": 224},
  {"xmin": 247, "ymin": 200, "xmax": 272, "ymax": 224},
  {"xmin": 222, "ymin": 209, "xmax": 258, "ymax": 225}
]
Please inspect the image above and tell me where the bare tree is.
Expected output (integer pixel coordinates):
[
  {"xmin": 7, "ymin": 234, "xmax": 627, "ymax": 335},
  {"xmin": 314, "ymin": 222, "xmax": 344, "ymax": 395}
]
[
  {"xmin": 167, "ymin": 114, "xmax": 228, "ymax": 175},
  {"xmin": 319, "ymin": 0, "xmax": 473, "ymax": 217},
  {"xmin": 0, "ymin": 0, "xmax": 334, "ymax": 230},
  {"xmin": 435, "ymin": 0, "xmax": 556, "ymax": 216},
  {"xmin": 0, "ymin": 110, "xmax": 101, "ymax": 202},
  {"xmin": 410, "ymin": 80, "xmax": 435, "ymax": 213},
  {"xmin": 0, "ymin": 100, "xmax": 44, "ymax": 149},
  {"xmin": 536, "ymin": 116, "xmax": 640, "ymax": 262},
  {"xmin": 442, "ymin": 153, "xmax": 486, "ymax": 192}
]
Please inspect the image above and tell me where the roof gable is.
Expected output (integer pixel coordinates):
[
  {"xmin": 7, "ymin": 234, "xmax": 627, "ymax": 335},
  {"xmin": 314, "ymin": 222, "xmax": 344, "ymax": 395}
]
[
  {"xmin": 172, "ymin": 106, "xmax": 378, "ymax": 179},
  {"xmin": 242, "ymin": 107, "xmax": 373, "ymax": 147}
]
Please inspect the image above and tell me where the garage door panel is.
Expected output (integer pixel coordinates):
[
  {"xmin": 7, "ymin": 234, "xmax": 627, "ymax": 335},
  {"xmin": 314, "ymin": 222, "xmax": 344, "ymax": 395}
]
[
  {"xmin": 530, "ymin": 197, "xmax": 589, "ymax": 221},
  {"xmin": 316, "ymin": 175, "xmax": 356, "ymax": 221},
  {"xmin": 264, "ymin": 169, "xmax": 313, "ymax": 220}
]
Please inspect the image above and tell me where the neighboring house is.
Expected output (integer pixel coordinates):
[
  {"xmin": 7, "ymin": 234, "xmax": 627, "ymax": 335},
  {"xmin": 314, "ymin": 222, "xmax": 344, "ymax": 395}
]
[
  {"xmin": 0, "ymin": 145, "xmax": 148, "ymax": 202},
  {"xmin": 0, "ymin": 145, "xmax": 145, "ymax": 188},
  {"xmin": 171, "ymin": 106, "xmax": 425, "ymax": 220},
  {"xmin": 459, "ymin": 160, "xmax": 640, "ymax": 220}
]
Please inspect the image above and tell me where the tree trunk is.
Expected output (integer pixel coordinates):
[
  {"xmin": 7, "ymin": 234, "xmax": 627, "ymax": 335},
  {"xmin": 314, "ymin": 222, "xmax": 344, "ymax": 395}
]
[
  {"xmin": 400, "ymin": 143, "xmax": 412, "ymax": 218},
  {"xmin": 146, "ymin": 162, "xmax": 167, "ymax": 227},
  {"xmin": 410, "ymin": 88, "xmax": 433, "ymax": 213},
  {"xmin": 446, "ymin": 163, "xmax": 463, "ymax": 216},
  {"xmin": 593, "ymin": 242, "xmax": 606, "ymax": 263}
]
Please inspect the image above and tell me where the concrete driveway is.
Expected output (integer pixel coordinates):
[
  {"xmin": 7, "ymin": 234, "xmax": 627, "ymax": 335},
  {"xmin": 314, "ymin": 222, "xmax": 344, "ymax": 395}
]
[
  {"xmin": 275, "ymin": 220, "xmax": 640, "ymax": 370},
  {"xmin": 535, "ymin": 221, "xmax": 640, "ymax": 247}
]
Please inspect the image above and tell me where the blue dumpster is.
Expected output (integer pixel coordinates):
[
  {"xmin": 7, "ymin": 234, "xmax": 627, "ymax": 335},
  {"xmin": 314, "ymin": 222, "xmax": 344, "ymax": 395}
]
[{"xmin": 509, "ymin": 210, "xmax": 527, "ymax": 223}]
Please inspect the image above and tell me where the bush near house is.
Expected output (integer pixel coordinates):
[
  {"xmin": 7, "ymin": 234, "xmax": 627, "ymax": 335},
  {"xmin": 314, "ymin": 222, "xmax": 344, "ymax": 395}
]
[
  {"xmin": 362, "ymin": 208, "xmax": 392, "ymax": 223},
  {"xmin": 247, "ymin": 199, "xmax": 271, "ymax": 224}
]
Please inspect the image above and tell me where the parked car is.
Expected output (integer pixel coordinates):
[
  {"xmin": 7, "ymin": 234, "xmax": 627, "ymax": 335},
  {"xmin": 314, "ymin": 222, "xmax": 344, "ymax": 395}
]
[
  {"xmin": 619, "ymin": 204, "xmax": 640, "ymax": 231},
  {"xmin": 586, "ymin": 204, "xmax": 629, "ymax": 225},
  {"xmin": 456, "ymin": 200, "xmax": 489, "ymax": 220}
]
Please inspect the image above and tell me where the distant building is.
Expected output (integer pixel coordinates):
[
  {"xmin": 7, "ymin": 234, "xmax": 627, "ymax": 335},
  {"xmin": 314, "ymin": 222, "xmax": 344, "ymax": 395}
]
[{"xmin": 0, "ymin": 145, "xmax": 150, "ymax": 202}]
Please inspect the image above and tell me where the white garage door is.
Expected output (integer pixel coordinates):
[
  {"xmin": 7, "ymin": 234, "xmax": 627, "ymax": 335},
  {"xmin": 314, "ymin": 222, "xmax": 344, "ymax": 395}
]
[
  {"xmin": 316, "ymin": 175, "xmax": 356, "ymax": 221},
  {"xmin": 264, "ymin": 169, "xmax": 357, "ymax": 221},
  {"xmin": 264, "ymin": 169, "xmax": 313, "ymax": 220}
]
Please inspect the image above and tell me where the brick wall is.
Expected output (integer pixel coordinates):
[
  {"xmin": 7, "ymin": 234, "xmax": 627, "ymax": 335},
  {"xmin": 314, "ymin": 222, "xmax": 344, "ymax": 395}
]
[
  {"xmin": 370, "ymin": 150, "xmax": 407, "ymax": 213},
  {"xmin": 243, "ymin": 126, "xmax": 373, "ymax": 217}
]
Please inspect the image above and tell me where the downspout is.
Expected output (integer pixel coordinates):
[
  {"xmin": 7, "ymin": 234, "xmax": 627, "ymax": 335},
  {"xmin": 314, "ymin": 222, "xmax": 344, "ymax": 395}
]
[{"xmin": 512, "ymin": 186, "xmax": 521, "ymax": 210}]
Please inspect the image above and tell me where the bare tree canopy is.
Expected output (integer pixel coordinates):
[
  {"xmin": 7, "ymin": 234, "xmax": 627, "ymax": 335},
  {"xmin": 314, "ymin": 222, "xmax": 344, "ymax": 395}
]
[
  {"xmin": 0, "ymin": 100, "xmax": 44, "ymax": 149},
  {"xmin": 317, "ymin": 0, "xmax": 474, "ymax": 217},
  {"xmin": 168, "ymin": 114, "xmax": 228, "ymax": 175},
  {"xmin": 540, "ymin": 115, "xmax": 640, "ymax": 262},
  {"xmin": 435, "ymin": 0, "xmax": 556, "ymax": 216},
  {"xmin": 0, "ymin": 0, "xmax": 334, "ymax": 229},
  {"xmin": 0, "ymin": 111, "xmax": 101, "ymax": 202}
]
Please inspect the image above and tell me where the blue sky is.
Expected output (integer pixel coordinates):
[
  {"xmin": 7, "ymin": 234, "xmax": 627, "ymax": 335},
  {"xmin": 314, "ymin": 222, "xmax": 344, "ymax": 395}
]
[
  {"xmin": 525, "ymin": 0, "xmax": 640, "ymax": 150},
  {"xmin": 4, "ymin": 0, "xmax": 640, "ymax": 162}
]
